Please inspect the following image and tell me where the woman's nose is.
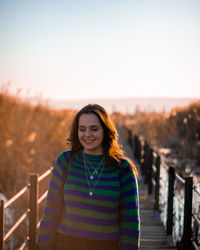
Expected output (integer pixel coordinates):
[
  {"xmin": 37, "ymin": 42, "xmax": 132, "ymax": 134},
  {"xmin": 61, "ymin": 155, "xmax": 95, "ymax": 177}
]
[{"xmin": 85, "ymin": 129, "xmax": 91, "ymax": 137}]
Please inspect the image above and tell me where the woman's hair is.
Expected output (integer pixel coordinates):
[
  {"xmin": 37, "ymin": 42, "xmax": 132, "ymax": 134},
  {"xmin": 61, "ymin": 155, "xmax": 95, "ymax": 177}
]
[{"xmin": 67, "ymin": 104, "xmax": 138, "ymax": 175}]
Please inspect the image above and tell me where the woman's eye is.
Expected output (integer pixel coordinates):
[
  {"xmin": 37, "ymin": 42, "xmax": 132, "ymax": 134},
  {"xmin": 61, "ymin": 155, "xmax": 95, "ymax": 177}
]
[{"xmin": 79, "ymin": 127, "xmax": 98, "ymax": 132}]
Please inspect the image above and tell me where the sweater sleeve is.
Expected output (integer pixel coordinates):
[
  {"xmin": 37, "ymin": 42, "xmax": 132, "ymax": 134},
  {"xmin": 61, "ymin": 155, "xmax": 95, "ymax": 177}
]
[
  {"xmin": 37, "ymin": 151, "xmax": 70, "ymax": 250},
  {"xmin": 119, "ymin": 159, "xmax": 140, "ymax": 250}
]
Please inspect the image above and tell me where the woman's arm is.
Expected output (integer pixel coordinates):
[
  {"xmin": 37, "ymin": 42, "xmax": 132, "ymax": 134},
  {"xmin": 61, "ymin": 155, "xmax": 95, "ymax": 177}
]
[
  {"xmin": 37, "ymin": 151, "xmax": 70, "ymax": 249},
  {"xmin": 119, "ymin": 160, "xmax": 140, "ymax": 250}
]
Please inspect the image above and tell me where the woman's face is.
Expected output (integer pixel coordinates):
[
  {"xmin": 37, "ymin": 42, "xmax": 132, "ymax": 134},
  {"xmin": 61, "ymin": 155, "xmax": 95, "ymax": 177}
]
[{"xmin": 78, "ymin": 113, "xmax": 104, "ymax": 155}]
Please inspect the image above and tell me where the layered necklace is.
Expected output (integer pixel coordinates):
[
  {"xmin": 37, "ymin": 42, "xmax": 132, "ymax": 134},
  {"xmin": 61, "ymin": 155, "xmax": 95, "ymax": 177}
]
[{"xmin": 83, "ymin": 151, "xmax": 105, "ymax": 196}]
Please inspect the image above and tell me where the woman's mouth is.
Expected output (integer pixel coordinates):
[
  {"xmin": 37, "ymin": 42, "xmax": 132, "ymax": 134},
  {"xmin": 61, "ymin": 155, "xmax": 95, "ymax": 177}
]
[{"xmin": 84, "ymin": 139, "xmax": 94, "ymax": 144}]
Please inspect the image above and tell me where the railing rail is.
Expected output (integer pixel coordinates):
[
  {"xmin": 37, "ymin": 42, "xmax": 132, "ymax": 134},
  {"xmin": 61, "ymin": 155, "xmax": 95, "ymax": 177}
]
[
  {"xmin": 5, "ymin": 185, "xmax": 29, "ymax": 209},
  {"xmin": 125, "ymin": 125, "xmax": 200, "ymax": 250},
  {"xmin": 0, "ymin": 167, "xmax": 52, "ymax": 250},
  {"xmin": 4, "ymin": 210, "xmax": 29, "ymax": 242}
]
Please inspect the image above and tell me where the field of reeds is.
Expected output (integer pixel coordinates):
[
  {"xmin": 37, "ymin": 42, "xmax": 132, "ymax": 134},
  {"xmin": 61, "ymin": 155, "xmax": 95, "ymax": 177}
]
[
  {"xmin": 0, "ymin": 86, "xmax": 76, "ymax": 199},
  {"xmin": 124, "ymin": 100, "xmax": 200, "ymax": 175}
]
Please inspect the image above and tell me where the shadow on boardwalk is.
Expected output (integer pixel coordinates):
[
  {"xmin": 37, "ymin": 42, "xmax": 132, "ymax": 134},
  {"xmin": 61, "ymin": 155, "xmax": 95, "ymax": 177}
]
[{"xmin": 118, "ymin": 127, "xmax": 177, "ymax": 250}]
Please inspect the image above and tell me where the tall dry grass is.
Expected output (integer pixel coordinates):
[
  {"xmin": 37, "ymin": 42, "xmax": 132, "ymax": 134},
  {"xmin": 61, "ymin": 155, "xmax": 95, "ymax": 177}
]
[
  {"xmin": 125, "ymin": 100, "xmax": 200, "ymax": 164},
  {"xmin": 0, "ymin": 86, "xmax": 76, "ymax": 198}
]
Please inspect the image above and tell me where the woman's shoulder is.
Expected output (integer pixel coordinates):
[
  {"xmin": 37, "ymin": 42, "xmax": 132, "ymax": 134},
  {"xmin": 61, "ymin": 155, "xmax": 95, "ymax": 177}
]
[
  {"xmin": 119, "ymin": 157, "xmax": 138, "ymax": 175},
  {"xmin": 54, "ymin": 150, "xmax": 73, "ymax": 164},
  {"xmin": 119, "ymin": 157, "xmax": 132, "ymax": 168},
  {"xmin": 53, "ymin": 150, "xmax": 74, "ymax": 171},
  {"xmin": 58, "ymin": 150, "xmax": 72, "ymax": 157},
  {"xmin": 109, "ymin": 157, "xmax": 132, "ymax": 171}
]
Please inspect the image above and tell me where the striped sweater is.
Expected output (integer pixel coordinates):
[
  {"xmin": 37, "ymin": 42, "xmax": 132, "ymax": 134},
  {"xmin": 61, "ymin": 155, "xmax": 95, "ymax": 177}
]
[{"xmin": 38, "ymin": 150, "xmax": 140, "ymax": 249}]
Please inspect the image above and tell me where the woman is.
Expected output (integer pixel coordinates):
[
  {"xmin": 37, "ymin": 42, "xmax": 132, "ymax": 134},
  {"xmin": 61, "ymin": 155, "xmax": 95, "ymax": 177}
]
[{"xmin": 38, "ymin": 104, "xmax": 140, "ymax": 250}]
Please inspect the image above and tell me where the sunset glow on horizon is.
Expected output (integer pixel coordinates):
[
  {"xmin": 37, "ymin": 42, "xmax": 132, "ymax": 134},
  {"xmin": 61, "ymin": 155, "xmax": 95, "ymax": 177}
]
[{"xmin": 1, "ymin": 0, "xmax": 200, "ymax": 101}]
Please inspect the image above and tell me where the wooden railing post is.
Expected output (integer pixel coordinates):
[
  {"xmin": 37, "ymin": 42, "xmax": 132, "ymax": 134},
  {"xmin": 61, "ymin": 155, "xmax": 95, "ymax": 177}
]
[
  {"xmin": 134, "ymin": 135, "xmax": 142, "ymax": 164},
  {"xmin": 154, "ymin": 155, "xmax": 160, "ymax": 211},
  {"xmin": 167, "ymin": 167, "xmax": 175, "ymax": 237},
  {"xmin": 147, "ymin": 148, "xmax": 153, "ymax": 195},
  {"xmin": 142, "ymin": 141, "xmax": 148, "ymax": 179},
  {"xmin": 29, "ymin": 174, "xmax": 39, "ymax": 250},
  {"xmin": 131, "ymin": 134, "xmax": 135, "ymax": 158},
  {"xmin": 0, "ymin": 200, "xmax": 5, "ymax": 250},
  {"xmin": 183, "ymin": 177, "xmax": 193, "ymax": 250},
  {"xmin": 127, "ymin": 129, "xmax": 133, "ymax": 147}
]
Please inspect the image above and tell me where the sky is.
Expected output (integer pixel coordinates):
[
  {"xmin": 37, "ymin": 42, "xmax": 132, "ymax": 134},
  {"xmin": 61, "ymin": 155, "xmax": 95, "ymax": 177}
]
[{"xmin": 0, "ymin": 0, "xmax": 200, "ymax": 101}]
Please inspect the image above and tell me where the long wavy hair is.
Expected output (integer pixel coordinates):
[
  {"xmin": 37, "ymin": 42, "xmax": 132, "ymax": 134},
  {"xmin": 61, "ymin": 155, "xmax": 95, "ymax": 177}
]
[{"xmin": 67, "ymin": 104, "xmax": 138, "ymax": 175}]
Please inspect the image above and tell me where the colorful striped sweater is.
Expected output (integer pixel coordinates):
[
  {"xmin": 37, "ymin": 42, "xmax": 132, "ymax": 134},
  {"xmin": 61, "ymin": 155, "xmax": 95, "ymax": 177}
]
[{"xmin": 38, "ymin": 150, "xmax": 140, "ymax": 249}]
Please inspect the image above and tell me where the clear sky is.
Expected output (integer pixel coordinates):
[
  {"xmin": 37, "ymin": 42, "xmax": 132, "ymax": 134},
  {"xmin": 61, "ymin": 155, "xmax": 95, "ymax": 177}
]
[{"xmin": 0, "ymin": 0, "xmax": 200, "ymax": 100}]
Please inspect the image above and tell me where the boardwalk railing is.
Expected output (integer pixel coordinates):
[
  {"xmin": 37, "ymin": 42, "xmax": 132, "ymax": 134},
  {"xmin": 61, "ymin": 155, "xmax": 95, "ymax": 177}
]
[
  {"xmin": 0, "ymin": 167, "xmax": 52, "ymax": 250},
  {"xmin": 125, "ymin": 126, "xmax": 200, "ymax": 250}
]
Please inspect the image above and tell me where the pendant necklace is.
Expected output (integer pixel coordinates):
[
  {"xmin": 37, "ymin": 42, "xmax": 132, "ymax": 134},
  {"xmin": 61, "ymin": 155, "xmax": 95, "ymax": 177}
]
[
  {"xmin": 83, "ymin": 152, "xmax": 105, "ymax": 196},
  {"xmin": 83, "ymin": 151, "xmax": 104, "ymax": 179},
  {"xmin": 84, "ymin": 161, "xmax": 104, "ymax": 196}
]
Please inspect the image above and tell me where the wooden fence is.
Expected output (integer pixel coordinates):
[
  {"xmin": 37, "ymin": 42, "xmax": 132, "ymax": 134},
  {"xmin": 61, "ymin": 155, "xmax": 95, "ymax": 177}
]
[
  {"xmin": 125, "ymin": 126, "xmax": 200, "ymax": 250},
  {"xmin": 0, "ymin": 167, "xmax": 52, "ymax": 250}
]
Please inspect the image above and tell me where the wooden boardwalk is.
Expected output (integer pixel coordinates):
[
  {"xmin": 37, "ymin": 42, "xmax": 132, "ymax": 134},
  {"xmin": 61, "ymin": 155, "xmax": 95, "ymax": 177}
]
[
  {"xmin": 138, "ymin": 176, "xmax": 176, "ymax": 249},
  {"xmin": 119, "ymin": 127, "xmax": 177, "ymax": 249}
]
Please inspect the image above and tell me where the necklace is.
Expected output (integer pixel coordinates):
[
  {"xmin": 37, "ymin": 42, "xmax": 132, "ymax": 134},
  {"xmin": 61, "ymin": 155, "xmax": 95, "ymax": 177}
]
[
  {"xmin": 84, "ymin": 161, "xmax": 104, "ymax": 196},
  {"xmin": 83, "ymin": 151, "xmax": 104, "ymax": 179},
  {"xmin": 83, "ymin": 152, "xmax": 105, "ymax": 196}
]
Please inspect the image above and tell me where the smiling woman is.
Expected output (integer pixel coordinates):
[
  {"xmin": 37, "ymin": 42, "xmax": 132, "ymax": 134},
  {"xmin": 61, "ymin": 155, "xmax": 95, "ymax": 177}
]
[
  {"xmin": 37, "ymin": 104, "xmax": 140, "ymax": 250},
  {"xmin": 78, "ymin": 113, "xmax": 104, "ymax": 155}
]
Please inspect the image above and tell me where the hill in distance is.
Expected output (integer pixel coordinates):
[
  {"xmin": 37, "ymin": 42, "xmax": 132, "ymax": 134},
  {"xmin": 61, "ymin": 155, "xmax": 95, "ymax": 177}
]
[{"xmin": 48, "ymin": 97, "xmax": 199, "ymax": 114}]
